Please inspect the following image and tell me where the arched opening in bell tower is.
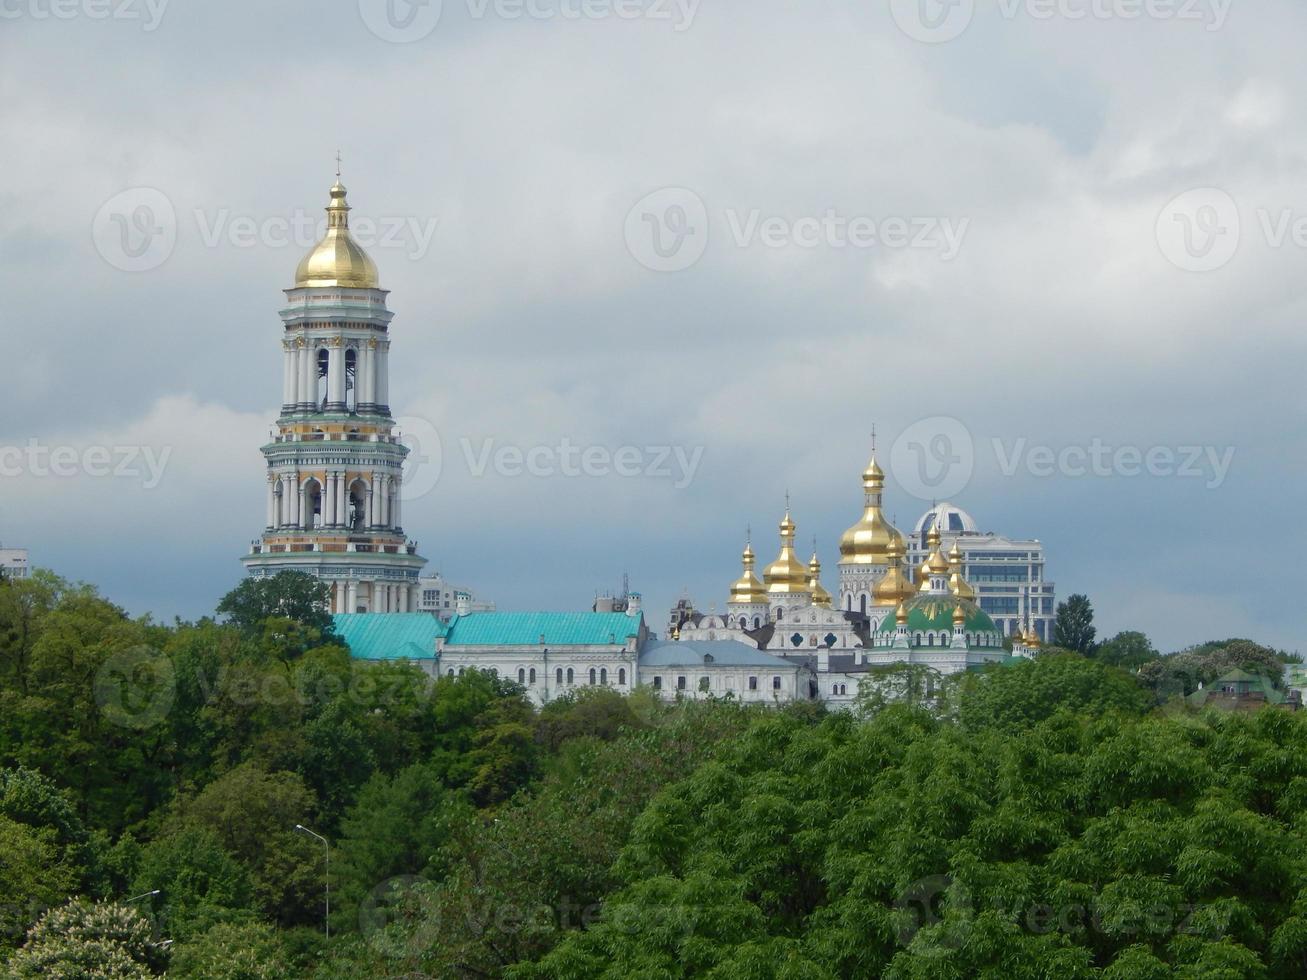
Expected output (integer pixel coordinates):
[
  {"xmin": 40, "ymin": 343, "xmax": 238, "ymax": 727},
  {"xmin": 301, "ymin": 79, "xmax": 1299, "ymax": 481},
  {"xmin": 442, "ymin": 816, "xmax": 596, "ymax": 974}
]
[
  {"xmin": 348, "ymin": 479, "xmax": 368, "ymax": 531},
  {"xmin": 302, "ymin": 478, "xmax": 323, "ymax": 530},
  {"xmin": 345, "ymin": 349, "xmax": 357, "ymax": 412},
  {"xmin": 316, "ymin": 349, "xmax": 329, "ymax": 409}
]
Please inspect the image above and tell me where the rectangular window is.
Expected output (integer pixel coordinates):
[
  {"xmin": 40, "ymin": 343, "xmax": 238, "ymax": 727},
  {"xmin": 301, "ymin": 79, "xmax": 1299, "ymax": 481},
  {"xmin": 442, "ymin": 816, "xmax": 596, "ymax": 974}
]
[
  {"xmin": 653, "ymin": 676, "xmax": 662, "ymax": 690},
  {"xmin": 748, "ymin": 676, "xmax": 758, "ymax": 691},
  {"xmin": 677, "ymin": 676, "xmax": 686, "ymax": 690},
  {"xmin": 772, "ymin": 676, "xmax": 781, "ymax": 690}
]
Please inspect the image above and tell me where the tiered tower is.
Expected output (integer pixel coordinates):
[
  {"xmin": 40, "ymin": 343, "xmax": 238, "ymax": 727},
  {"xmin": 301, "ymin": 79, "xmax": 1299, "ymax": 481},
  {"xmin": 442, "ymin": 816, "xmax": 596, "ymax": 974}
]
[{"xmin": 241, "ymin": 176, "xmax": 426, "ymax": 613}]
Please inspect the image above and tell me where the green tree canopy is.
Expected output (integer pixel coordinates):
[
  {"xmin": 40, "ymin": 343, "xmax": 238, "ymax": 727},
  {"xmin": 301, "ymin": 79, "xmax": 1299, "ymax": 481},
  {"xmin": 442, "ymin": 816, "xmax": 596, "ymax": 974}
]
[{"xmin": 216, "ymin": 572, "xmax": 336, "ymax": 641}]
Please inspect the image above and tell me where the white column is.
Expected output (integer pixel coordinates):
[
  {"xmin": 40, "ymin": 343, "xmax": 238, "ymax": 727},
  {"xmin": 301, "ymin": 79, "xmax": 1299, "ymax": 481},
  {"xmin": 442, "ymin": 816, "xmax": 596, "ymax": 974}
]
[
  {"xmin": 379, "ymin": 476, "xmax": 390, "ymax": 528},
  {"xmin": 358, "ymin": 344, "xmax": 373, "ymax": 410},
  {"xmin": 399, "ymin": 585, "xmax": 410, "ymax": 612},
  {"xmin": 302, "ymin": 344, "xmax": 317, "ymax": 408},
  {"xmin": 392, "ymin": 484, "xmax": 401, "ymax": 530},
  {"xmin": 283, "ymin": 345, "xmax": 296, "ymax": 408},
  {"xmin": 338, "ymin": 476, "xmax": 350, "ymax": 529},
  {"xmin": 324, "ymin": 473, "xmax": 337, "ymax": 527},
  {"xmin": 376, "ymin": 342, "xmax": 390, "ymax": 409},
  {"xmin": 366, "ymin": 474, "xmax": 377, "ymax": 527},
  {"xmin": 327, "ymin": 345, "xmax": 344, "ymax": 408},
  {"xmin": 346, "ymin": 580, "xmax": 358, "ymax": 613}
]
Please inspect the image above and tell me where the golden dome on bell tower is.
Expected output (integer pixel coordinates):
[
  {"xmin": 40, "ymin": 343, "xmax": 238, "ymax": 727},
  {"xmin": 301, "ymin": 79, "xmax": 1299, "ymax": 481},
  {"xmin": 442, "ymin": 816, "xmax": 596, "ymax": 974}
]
[
  {"xmin": 839, "ymin": 452, "xmax": 902, "ymax": 566},
  {"xmin": 294, "ymin": 177, "xmax": 380, "ymax": 289}
]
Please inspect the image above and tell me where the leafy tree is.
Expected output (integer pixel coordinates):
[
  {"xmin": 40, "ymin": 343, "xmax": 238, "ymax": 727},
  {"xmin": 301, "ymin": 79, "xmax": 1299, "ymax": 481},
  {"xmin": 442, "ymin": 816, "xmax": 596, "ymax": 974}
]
[
  {"xmin": 6, "ymin": 899, "xmax": 162, "ymax": 978},
  {"xmin": 855, "ymin": 664, "xmax": 951, "ymax": 717},
  {"xmin": 331, "ymin": 763, "xmax": 472, "ymax": 933},
  {"xmin": 131, "ymin": 828, "xmax": 254, "ymax": 941},
  {"xmin": 0, "ymin": 815, "xmax": 79, "ymax": 954},
  {"xmin": 216, "ymin": 573, "xmax": 336, "ymax": 641},
  {"xmin": 171, "ymin": 763, "xmax": 322, "ymax": 927},
  {"xmin": 1095, "ymin": 630, "xmax": 1157, "ymax": 671},
  {"xmin": 1053, "ymin": 594, "xmax": 1097, "ymax": 654},
  {"xmin": 536, "ymin": 686, "xmax": 647, "ymax": 753},
  {"xmin": 166, "ymin": 920, "xmax": 291, "ymax": 980},
  {"xmin": 957, "ymin": 654, "xmax": 1151, "ymax": 731}
]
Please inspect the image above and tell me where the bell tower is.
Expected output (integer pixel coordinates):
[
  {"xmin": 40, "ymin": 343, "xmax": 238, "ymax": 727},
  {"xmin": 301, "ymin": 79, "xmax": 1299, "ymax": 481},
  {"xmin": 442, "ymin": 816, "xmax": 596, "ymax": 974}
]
[{"xmin": 241, "ymin": 174, "xmax": 427, "ymax": 613}]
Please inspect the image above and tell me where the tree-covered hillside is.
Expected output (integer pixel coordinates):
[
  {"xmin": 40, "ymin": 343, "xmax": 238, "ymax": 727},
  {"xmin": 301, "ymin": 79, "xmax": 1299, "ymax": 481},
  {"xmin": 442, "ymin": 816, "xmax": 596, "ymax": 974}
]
[{"xmin": 1, "ymin": 571, "xmax": 1305, "ymax": 978}]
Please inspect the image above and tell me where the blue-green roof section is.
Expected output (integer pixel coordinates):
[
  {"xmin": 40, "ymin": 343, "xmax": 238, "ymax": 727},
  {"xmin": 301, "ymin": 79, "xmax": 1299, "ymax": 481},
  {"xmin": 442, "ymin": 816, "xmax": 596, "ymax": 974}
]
[
  {"xmin": 444, "ymin": 611, "xmax": 643, "ymax": 647},
  {"xmin": 334, "ymin": 613, "xmax": 446, "ymax": 661}
]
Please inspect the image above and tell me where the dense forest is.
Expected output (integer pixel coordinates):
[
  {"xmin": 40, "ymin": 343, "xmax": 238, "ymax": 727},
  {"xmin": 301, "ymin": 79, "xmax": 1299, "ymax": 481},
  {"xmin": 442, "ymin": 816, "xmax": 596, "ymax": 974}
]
[{"xmin": 1, "ymin": 570, "xmax": 1305, "ymax": 978}]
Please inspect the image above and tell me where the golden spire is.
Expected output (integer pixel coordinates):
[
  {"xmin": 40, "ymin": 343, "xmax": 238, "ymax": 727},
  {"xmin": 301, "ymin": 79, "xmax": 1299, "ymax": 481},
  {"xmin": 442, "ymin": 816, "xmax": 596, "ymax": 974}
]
[
  {"xmin": 953, "ymin": 604, "xmax": 967, "ymax": 627},
  {"xmin": 763, "ymin": 503, "xmax": 811, "ymax": 594},
  {"xmin": 294, "ymin": 171, "xmax": 380, "ymax": 289},
  {"xmin": 947, "ymin": 540, "xmax": 977, "ymax": 601},
  {"xmin": 728, "ymin": 531, "xmax": 769, "ymax": 605},
  {"xmin": 838, "ymin": 441, "xmax": 902, "ymax": 565},
  {"xmin": 807, "ymin": 543, "xmax": 833, "ymax": 608},
  {"xmin": 895, "ymin": 600, "xmax": 908, "ymax": 627}
]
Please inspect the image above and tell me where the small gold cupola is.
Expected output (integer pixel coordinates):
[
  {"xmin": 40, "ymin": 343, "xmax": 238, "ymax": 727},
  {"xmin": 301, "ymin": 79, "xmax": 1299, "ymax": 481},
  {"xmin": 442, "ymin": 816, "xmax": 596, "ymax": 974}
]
[
  {"xmin": 918, "ymin": 518, "xmax": 952, "ymax": 593},
  {"xmin": 807, "ymin": 546, "xmax": 833, "ymax": 608},
  {"xmin": 947, "ymin": 540, "xmax": 977, "ymax": 601},
  {"xmin": 294, "ymin": 176, "xmax": 380, "ymax": 289},
  {"xmin": 763, "ymin": 505, "xmax": 812, "ymax": 595},
  {"xmin": 728, "ymin": 534, "xmax": 769, "ymax": 605},
  {"xmin": 874, "ymin": 537, "xmax": 916, "ymax": 607}
]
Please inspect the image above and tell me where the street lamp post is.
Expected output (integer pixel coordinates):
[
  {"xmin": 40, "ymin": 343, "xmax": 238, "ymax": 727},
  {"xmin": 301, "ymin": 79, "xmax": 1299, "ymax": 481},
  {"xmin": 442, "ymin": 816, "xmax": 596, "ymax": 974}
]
[
  {"xmin": 295, "ymin": 824, "xmax": 330, "ymax": 939},
  {"xmin": 126, "ymin": 890, "xmax": 161, "ymax": 905}
]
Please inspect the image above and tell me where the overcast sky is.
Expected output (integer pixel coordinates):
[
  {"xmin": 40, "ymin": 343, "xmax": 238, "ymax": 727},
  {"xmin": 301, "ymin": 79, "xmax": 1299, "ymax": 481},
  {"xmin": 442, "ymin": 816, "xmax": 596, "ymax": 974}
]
[{"xmin": 2, "ymin": 0, "xmax": 1304, "ymax": 653}]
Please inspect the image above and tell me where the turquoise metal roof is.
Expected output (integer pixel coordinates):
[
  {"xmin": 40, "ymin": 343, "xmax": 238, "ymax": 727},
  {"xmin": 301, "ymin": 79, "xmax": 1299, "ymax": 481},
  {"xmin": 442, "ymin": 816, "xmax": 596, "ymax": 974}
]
[
  {"xmin": 443, "ymin": 611, "xmax": 642, "ymax": 647},
  {"xmin": 333, "ymin": 613, "xmax": 446, "ymax": 661}
]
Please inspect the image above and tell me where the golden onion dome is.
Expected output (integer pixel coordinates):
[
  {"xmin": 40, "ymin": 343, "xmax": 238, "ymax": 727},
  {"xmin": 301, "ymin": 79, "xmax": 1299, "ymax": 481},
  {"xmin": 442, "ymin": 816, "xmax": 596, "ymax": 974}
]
[
  {"xmin": 895, "ymin": 601, "xmax": 909, "ymax": 627},
  {"xmin": 763, "ymin": 510, "xmax": 812, "ymax": 594},
  {"xmin": 874, "ymin": 538, "xmax": 916, "ymax": 607},
  {"xmin": 953, "ymin": 604, "xmax": 967, "ymax": 626},
  {"xmin": 947, "ymin": 541, "xmax": 977, "ymax": 601},
  {"xmin": 808, "ymin": 553, "xmax": 833, "ymax": 608},
  {"xmin": 728, "ymin": 540, "xmax": 769, "ymax": 605},
  {"xmin": 839, "ymin": 454, "xmax": 901, "ymax": 565},
  {"xmin": 294, "ymin": 180, "xmax": 380, "ymax": 289}
]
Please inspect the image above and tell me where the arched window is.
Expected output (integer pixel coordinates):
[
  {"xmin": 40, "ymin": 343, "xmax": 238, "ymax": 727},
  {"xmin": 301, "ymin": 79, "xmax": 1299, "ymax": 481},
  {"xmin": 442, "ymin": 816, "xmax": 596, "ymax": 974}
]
[
  {"xmin": 618, "ymin": 668, "xmax": 626, "ymax": 685},
  {"xmin": 556, "ymin": 667, "xmax": 563, "ymax": 685},
  {"xmin": 566, "ymin": 667, "xmax": 574, "ymax": 685},
  {"xmin": 600, "ymin": 667, "xmax": 608, "ymax": 685},
  {"xmin": 740, "ymin": 617, "xmax": 748, "ymax": 629},
  {"xmin": 753, "ymin": 616, "xmax": 761, "ymax": 628},
  {"xmin": 316, "ymin": 348, "xmax": 329, "ymax": 407},
  {"xmin": 589, "ymin": 668, "xmax": 597, "ymax": 685},
  {"xmin": 860, "ymin": 594, "xmax": 868, "ymax": 615},
  {"xmin": 529, "ymin": 667, "xmax": 536, "ymax": 684},
  {"xmin": 518, "ymin": 668, "xmax": 526, "ymax": 684}
]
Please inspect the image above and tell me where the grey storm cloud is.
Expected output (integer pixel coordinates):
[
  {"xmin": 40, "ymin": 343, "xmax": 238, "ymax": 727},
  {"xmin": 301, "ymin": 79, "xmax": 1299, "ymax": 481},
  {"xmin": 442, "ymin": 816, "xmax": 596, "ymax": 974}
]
[{"xmin": 1, "ymin": 0, "xmax": 1304, "ymax": 652}]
